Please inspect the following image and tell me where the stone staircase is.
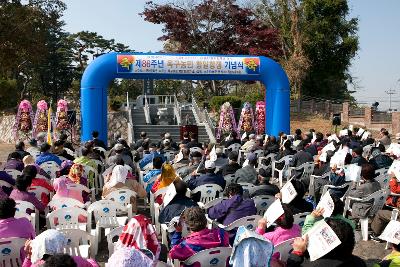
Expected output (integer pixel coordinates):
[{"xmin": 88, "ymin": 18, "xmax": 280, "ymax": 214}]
[{"xmin": 131, "ymin": 106, "xmax": 210, "ymax": 144}]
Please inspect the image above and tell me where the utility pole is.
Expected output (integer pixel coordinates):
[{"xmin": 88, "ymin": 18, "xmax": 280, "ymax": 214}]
[{"xmin": 385, "ymin": 89, "xmax": 396, "ymax": 111}]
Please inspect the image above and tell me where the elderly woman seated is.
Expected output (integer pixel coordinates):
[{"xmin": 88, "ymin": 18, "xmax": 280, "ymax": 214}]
[
  {"xmin": 22, "ymin": 229, "xmax": 98, "ymax": 267},
  {"xmin": 102, "ymin": 164, "xmax": 146, "ymax": 213},
  {"xmin": 169, "ymin": 207, "xmax": 230, "ymax": 263},
  {"xmin": 348, "ymin": 163, "xmax": 381, "ymax": 219},
  {"xmin": 53, "ymin": 163, "xmax": 88, "ymax": 203}
]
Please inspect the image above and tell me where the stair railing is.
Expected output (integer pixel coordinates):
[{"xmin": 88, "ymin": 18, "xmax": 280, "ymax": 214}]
[
  {"xmin": 173, "ymin": 94, "xmax": 182, "ymax": 125},
  {"xmin": 191, "ymin": 95, "xmax": 202, "ymax": 125},
  {"xmin": 144, "ymin": 94, "xmax": 151, "ymax": 124},
  {"xmin": 191, "ymin": 95, "xmax": 216, "ymax": 143}
]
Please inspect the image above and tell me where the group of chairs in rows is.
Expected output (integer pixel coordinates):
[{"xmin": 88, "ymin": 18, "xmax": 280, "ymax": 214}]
[{"xmin": 2, "ymin": 142, "xmax": 397, "ymax": 267}]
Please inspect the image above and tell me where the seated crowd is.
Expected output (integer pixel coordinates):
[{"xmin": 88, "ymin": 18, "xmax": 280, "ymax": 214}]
[{"xmin": 1, "ymin": 127, "xmax": 400, "ymax": 267}]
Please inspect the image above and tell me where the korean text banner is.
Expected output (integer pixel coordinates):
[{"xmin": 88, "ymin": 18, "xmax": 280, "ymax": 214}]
[{"xmin": 117, "ymin": 55, "xmax": 261, "ymax": 75}]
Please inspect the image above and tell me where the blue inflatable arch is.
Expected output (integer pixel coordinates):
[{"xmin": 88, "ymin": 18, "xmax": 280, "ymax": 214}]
[{"xmin": 81, "ymin": 52, "xmax": 290, "ymax": 143}]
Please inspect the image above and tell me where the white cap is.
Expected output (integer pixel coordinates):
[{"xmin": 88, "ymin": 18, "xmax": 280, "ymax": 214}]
[
  {"xmin": 205, "ymin": 160, "xmax": 216, "ymax": 169},
  {"xmin": 249, "ymin": 134, "xmax": 255, "ymax": 139},
  {"xmin": 165, "ymin": 133, "xmax": 171, "ymax": 139}
]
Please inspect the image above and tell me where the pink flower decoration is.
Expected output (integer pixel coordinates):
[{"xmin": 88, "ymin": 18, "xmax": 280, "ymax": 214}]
[
  {"xmin": 19, "ymin": 100, "xmax": 32, "ymax": 112},
  {"xmin": 37, "ymin": 100, "xmax": 48, "ymax": 111},
  {"xmin": 57, "ymin": 99, "xmax": 68, "ymax": 112}
]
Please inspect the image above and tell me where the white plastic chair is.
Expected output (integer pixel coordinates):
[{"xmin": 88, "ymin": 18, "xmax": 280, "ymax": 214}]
[
  {"xmin": 0, "ymin": 179, "xmax": 13, "ymax": 189},
  {"xmin": 344, "ymin": 188, "xmax": 390, "ymax": 241},
  {"xmin": 28, "ymin": 185, "xmax": 51, "ymax": 202},
  {"xmin": 67, "ymin": 183, "xmax": 95, "ymax": 203},
  {"xmin": 218, "ymin": 215, "xmax": 262, "ymax": 231},
  {"xmin": 223, "ymin": 174, "xmax": 236, "ymax": 186},
  {"xmin": 161, "ymin": 223, "xmax": 190, "ymax": 251},
  {"xmin": 150, "ymin": 187, "xmax": 168, "ymax": 224},
  {"xmin": 83, "ymin": 165, "xmax": 101, "ymax": 194},
  {"xmin": 248, "ymin": 185, "xmax": 274, "ymax": 196},
  {"xmin": 39, "ymin": 161, "xmax": 60, "ymax": 178},
  {"xmin": 46, "ymin": 206, "xmax": 91, "ymax": 232},
  {"xmin": 362, "ymin": 144, "xmax": 373, "ymax": 159},
  {"xmin": 252, "ymin": 195, "xmax": 275, "ymax": 216},
  {"xmin": 93, "ymin": 159, "xmax": 105, "ymax": 174},
  {"xmin": 225, "ymin": 143, "xmax": 241, "ymax": 153},
  {"xmin": 253, "ymin": 149, "xmax": 264, "ymax": 159},
  {"xmin": 375, "ymin": 167, "xmax": 389, "ymax": 176},
  {"xmin": 61, "ymin": 228, "xmax": 96, "ymax": 257},
  {"xmin": 183, "ymin": 247, "xmax": 232, "ymax": 267},
  {"xmin": 4, "ymin": 169, "xmax": 22, "ymax": 180},
  {"xmin": 237, "ymin": 149, "xmax": 246, "ymax": 164},
  {"xmin": 58, "ymin": 156, "xmax": 68, "ymax": 162},
  {"xmin": 47, "ymin": 197, "xmax": 86, "ymax": 212},
  {"xmin": 60, "ymin": 228, "xmax": 97, "ymax": 258},
  {"xmin": 293, "ymin": 212, "xmax": 310, "ymax": 227},
  {"xmin": 164, "ymin": 151, "xmax": 176, "ymax": 162},
  {"xmin": 199, "ymin": 197, "xmax": 227, "ymax": 210},
  {"xmin": 384, "ymin": 209, "xmax": 400, "ymax": 249},
  {"xmin": 309, "ymin": 173, "xmax": 330, "ymax": 197},
  {"xmin": 271, "ymin": 155, "xmax": 293, "ymax": 187},
  {"xmin": 189, "ymin": 147, "xmax": 203, "ymax": 154},
  {"xmin": 274, "ymin": 238, "xmax": 296, "ymax": 262},
  {"xmin": 257, "ymin": 153, "xmax": 276, "ymax": 171},
  {"xmin": 142, "ymin": 162, "xmax": 153, "ymax": 172},
  {"xmin": 106, "ymin": 226, "xmax": 124, "ymax": 257},
  {"xmin": 64, "ymin": 147, "xmax": 76, "ymax": 157},
  {"xmin": 238, "ymin": 182, "xmax": 255, "ymax": 195},
  {"xmin": 94, "ymin": 146, "xmax": 107, "ymax": 155},
  {"xmin": 191, "ymin": 184, "xmax": 223, "ymax": 206},
  {"xmin": 15, "ymin": 200, "xmax": 39, "ymax": 233},
  {"xmin": 375, "ymin": 173, "xmax": 390, "ymax": 189},
  {"xmin": 289, "ymin": 162, "xmax": 314, "ymax": 181},
  {"xmin": 105, "ymin": 189, "xmax": 137, "ymax": 208},
  {"xmin": 322, "ymin": 182, "xmax": 351, "ymax": 200},
  {"xmin": 0, "ymin": 237, "xmax": 27, "ymax": 267},
  {"xmin": 87, "ymin": 200, "xmax": 131, "ymax": 243},
  {"xmin": 14, "ymin": 211, "xmax": 37, "ymax": 234}
]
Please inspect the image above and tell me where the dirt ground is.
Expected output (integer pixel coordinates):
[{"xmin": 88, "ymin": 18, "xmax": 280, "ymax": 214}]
[{"xmin": 0, "ymin": 143, "xmax": 14, "ymax": 163}]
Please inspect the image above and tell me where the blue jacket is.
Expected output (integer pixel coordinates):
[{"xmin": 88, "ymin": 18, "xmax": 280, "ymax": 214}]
[
  {"xmin": 143, "ymin": 169, "xmax": 162, "ymax": 193},
  {"xmin": 139, "ymin": 151, "xmax": 165, "ymax": 169},
  {"xmin": 35, "ymin": 152, "xmax": 62, "ymax": 166}
]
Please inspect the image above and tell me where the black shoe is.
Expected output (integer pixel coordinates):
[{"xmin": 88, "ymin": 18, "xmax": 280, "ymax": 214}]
[{"xmin": 370, "ymin": 233, "xmax": 383, "ymax": 243}]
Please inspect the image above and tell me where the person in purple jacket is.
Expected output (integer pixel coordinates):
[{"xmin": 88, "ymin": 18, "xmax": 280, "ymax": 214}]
[
  {"xmin": 208, "ymin": 183, "xmax": 257, "ymax": 226},
  {"xmin": 4, "ymin": 152, "xmax": 24, "ymax": 172},
  {"xmin": 0, "ymin": 171, "xmax": 16, "ymax": 195},
  {"xmin": 208, "ymin": 183, "xmax": 257, "ymax": 243},
  {"xmin": 169, "ymin": 207, "xmax": 229, "ymax": 264}
]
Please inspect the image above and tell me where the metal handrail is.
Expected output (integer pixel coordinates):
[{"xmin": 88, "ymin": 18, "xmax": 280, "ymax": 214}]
[
  {"xmin": 174, "ymin": 94, "xmax": 181, "ymax": 125},
  {"xmin": 191, "ymin": 95, "xmax": 201, "ymax": 124},
  {"xmin": 191, "ymin": 95, "xmax": 216, "ymax": 143},
  {"xmin": 144, "ymin": 94, "xmax": 151, "ymax": 124}
]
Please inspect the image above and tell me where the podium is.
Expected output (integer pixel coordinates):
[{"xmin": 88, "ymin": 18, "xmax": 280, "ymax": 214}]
[{"xmin": 180, "ymin": 125, "xmax": 198, "ymax": 140}]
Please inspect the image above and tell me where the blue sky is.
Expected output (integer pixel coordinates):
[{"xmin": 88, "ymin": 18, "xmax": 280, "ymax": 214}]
[{"xmin": 62, "ymin": 0, "xmax": 400, "ymax": 110}]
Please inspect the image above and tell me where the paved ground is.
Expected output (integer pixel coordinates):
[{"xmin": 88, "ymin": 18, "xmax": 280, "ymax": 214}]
[{"xmin": 0, "ymin": 142, "xmax": 391, "ymax": 265}]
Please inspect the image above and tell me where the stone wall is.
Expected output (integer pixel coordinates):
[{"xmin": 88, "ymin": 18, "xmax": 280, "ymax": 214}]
[
  {"xmin": 107, "ymin": 111, "xmax": 129, "ymax": 142},
  {"xmin": 0, "ymin": 115, "xmax": 15, "ymax": 143},
  {"xmin": 0, "ymin": 111, "xmax": 130, "ymax": 144}
]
